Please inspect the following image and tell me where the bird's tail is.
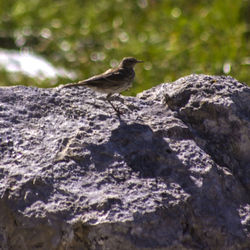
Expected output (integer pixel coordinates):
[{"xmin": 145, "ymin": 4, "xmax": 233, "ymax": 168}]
[{"xmin": 61, "ymin": 80, "xmax": 86, "ymax": 88}]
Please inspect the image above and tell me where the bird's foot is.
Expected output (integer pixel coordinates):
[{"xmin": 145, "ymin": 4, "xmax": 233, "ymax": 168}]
[{"xmin": 107, "ymin": 99, "xmax": 122, "ymax": 117}]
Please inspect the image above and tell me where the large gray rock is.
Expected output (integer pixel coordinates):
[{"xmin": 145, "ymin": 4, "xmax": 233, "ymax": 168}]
[{"xmin": 0, "ymin": 74, "xmax": 250, "ymax": 249}]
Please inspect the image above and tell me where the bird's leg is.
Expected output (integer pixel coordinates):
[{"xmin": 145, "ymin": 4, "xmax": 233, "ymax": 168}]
[{"xmin": 106, "ymin": 94, "xmax": 121, "ymax": 115}]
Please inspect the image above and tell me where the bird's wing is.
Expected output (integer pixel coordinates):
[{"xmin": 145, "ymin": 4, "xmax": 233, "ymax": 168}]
[
  {"xmin": 61, "ymin": 68, "xmax": 130, "ymax": 88},
  {"xmin": 84, "ymin": 68, "xmax": 127, "ymax": 84}
]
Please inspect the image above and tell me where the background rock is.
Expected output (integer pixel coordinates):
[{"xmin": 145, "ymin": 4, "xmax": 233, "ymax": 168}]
[{"xmin": 0, "ymin": 74, "xmax": 249, "ymax": 249}]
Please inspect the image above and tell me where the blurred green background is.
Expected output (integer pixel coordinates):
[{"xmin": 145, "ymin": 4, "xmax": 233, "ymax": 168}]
[{"xmin": 0, "ymin": 0, "xmax": 249, "ymax": 95}]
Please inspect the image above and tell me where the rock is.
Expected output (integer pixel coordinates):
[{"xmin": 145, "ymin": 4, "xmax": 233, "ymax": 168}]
[{"xmin": 0, "ymin": 74, "xmax": 249, "ymax": 249}]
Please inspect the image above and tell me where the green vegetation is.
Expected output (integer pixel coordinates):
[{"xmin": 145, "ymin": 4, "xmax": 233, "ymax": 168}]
[{"xmin": 0, "ymin": 0, "xmax": 249, "ymax": 95}]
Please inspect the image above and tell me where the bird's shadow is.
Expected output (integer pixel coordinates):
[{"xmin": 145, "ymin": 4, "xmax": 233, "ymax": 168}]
[{"xmin": 85, "ymin": 122, "xmax": 193, "ymax": 188}]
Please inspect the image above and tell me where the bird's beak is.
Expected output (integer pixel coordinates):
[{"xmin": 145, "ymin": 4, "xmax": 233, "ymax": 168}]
[{"xmin": 136, "ymin": 60, "xmax": 144, "ymax": 63}]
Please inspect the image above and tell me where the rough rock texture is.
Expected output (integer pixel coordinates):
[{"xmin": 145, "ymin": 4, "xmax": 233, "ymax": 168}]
[{"xmin": 0, "ymin": 74, "xmax": 250, "ymax": 249}]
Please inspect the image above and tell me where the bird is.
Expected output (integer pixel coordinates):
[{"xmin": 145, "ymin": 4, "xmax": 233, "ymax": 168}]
[{"xmin": 61, "ymin": 57, "xmax": 143, "ymax": 114}]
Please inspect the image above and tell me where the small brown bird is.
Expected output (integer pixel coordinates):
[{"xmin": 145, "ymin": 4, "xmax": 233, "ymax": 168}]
[{"xmin": 62, "ymin": 57, "xmax": 143, "ymax": 113}]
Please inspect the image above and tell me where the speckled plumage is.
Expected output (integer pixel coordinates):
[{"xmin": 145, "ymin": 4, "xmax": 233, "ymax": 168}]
[
  {"xmin": 62, "ymin": 57, "xmax": 143, "ymax": 94},
  {"xmin": 62, "ymin": 57, "xmax": 143, "ymax": 114}
]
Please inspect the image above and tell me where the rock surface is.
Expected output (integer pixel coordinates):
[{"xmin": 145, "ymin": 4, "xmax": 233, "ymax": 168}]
[{"xmin": 0, "ymin": 74, "xmax": 250, "ymax": 249}]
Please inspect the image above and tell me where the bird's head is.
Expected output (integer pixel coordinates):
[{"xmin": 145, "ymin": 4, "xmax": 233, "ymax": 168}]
[{"xmin": 119, "ymin": 57, "xmax": 143, "ymax": 69}]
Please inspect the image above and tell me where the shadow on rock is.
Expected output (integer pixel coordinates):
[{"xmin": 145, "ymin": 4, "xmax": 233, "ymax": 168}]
[{"xmin": 88, "ymin": 123, "xmax": 192, "ymax": 185}]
